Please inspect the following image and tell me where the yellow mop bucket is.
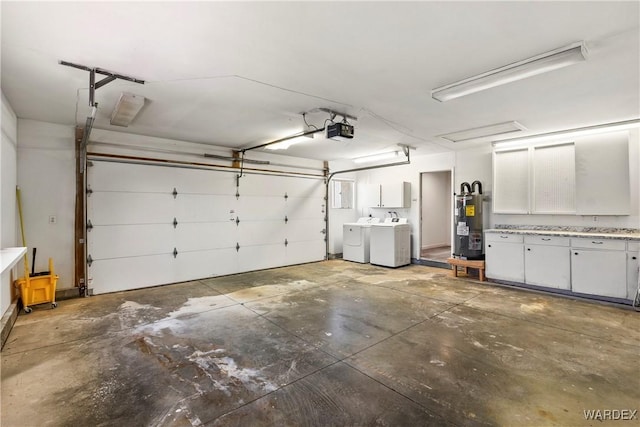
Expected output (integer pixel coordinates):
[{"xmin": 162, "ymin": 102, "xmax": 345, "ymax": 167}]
[
  {"xmin": 15, "ymin": 258, "xmax": 59, "ymax": 313},
  {"xmin": 14, "ymin": 187, "xmax": 59, "ymax": 313}
]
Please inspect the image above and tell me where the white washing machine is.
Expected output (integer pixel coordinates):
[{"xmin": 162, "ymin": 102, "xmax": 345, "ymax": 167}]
[
  {"xmin": 343, "ymin": 217, "xmax": 380, "ymax": 263},
  {"xmin": 370, "ymin": 218, "xmax": 411, "ymax": 267}
]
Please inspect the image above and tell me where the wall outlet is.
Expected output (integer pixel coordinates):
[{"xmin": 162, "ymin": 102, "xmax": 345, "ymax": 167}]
[
  {"xmin": 592, "ymin": 216, "xmax": 598, "ymax": 222},
  {"xmin": 48, "ymin": 215, "xmax": 57, "ymax": 224}
]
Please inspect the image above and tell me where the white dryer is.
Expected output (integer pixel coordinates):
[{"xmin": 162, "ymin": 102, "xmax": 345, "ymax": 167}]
[
  {"xmin": 370, "ymin": 218, "xmax": 411, "ymax": 267},
  {"xmin": 343, "ymin": 217, "xmax": 380, "ymax": 263}
]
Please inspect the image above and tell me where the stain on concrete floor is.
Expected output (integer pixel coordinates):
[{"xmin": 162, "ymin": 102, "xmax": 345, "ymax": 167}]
[{"xmin": 2, "ymin": 260, "xmax": 639, "ymax": 426}]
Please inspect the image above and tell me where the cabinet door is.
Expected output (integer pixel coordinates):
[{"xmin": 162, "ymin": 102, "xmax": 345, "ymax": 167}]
[
  {"xmin": 532, "ymin": 143, "xmax": 575, "ymax": 214},
  {"xmin": 380, "ymin": 182, "xmax": 409, "ymax": 208},
  {"xmin": 575, "ymin": 132, "xmax": 630, "ymax": 215},
  {"xmin": 362, "ymin": 184, "xmax": 381, "ymax": 207},
  {"xmin": 571, "ymin": 249, "xmax": 627, "ymax": 298},
  {"xmin": 524, "ymin": 245, "xmax": 570, "ymax": 289},
  {"xmin": 485, "ymin": 242, "xmax": 524, "ymax": 282},
  {"xmin": 493, "ymin": 149, "xmax": 529, "ymax": 213},
  {"xmin": 380, "ymin": 183, "xmax": 398, "ymax": 207},
  {"xmin": 628, "ymin": 251, "xmax": 639, "ymax": 300}
]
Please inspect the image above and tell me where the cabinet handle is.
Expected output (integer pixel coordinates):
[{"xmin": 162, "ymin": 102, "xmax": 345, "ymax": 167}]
[
  {"xmin": 488, "ymin": 244, "xmax": 492, "ymax": 248},
  {"xmin": 500, "ymin": 236, "xmax": 509, "ymax": 239},
  {"xmin": 527, "ymin": 248, "xmax": 531, "ymax": 251},
  {"xmin": 591, "ymin": 241, "xmax": 603, "ymax": 244},
  {"xmin": 633, "ymin": 256, "xmax": 637, "ymax": 260},
  {"xmin": 574, "ymin": 252, "xmax": 579, "ymax": 255},
  {"xmin": 541, "ymin": 238, "xmax": 551, "ymax": 241}
]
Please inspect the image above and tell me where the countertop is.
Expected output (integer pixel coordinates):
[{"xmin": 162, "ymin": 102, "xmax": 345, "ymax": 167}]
[{"xmin": 485, "ymin": 227, "xmax": 640, "ymax": 241}]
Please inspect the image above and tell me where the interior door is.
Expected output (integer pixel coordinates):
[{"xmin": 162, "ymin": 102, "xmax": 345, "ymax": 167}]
[{"xmin": 420, "ymin": 170, "xmax": 452, "ymax": 262}]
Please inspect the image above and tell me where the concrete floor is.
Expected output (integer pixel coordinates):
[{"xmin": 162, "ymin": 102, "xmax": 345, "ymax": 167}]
[{"xmin": 2, "ymin": 260, "xmax": 639, "ymax": 426}]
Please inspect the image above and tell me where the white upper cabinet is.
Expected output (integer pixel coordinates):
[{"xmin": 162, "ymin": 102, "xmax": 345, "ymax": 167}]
[
  {"xmin": 493, "ymin": 131, "xmax": 630, "ymax": 215},
  {"xmin": 532, "ymin": 143, "xmax": 575, "ymax": 214},
  {"xmin": 493, "ymin": 149, "xmax": 529, "ymax": 213},
  {"xmin": 368, "ymin": 182, "xmax": 411, "ymax": 208},
  {"xmin": 381, "ymin": 182, "xmax": 411, "ymax": 208},
  {"xmin": 575, "ymin": 131, "xmax": 630, "ymax": 215}
]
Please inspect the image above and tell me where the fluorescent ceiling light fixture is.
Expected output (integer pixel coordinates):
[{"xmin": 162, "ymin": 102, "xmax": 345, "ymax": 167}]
[
  {"xmin": 265, "ymin": 133, "xmax": 315, "ymax": 150},
  {"xmin": 439, "ymin": 121, "xmax": 526, "ymax": 143},
  {"xmin": 110, "ymin": 92, "xmax": 145, "ymax": 127},
  {"xmin": 353, "ymin": 151, "xmax": 399, "ymax": 164},
  {"xmin": 492, "ymin": 119, "xmax": 640, "ymax": 149},
  {"xmin": 431, "ymin": 41, "xmax": 588, "ymax": 102}
]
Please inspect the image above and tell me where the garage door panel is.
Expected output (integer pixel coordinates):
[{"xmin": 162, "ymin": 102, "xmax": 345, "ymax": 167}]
[
  {"xmin": 90, "ymin": 192, "xmax": 175, "ymax": 225},
  {"xmin": 238, "ymin": 245, "xmax": 286, "ymax": 272},
  {"xmin": 89, "ymin": 161, "xmax": 175, "ymax": 193},
  {"xmin": 176, "ymin": 222, "xmax": 237, "ymax": 251},
  {"xmin": 171, "ymin": 169, "xmax": 236, "ymax": 195},
  {"xmin": 286, "ymin": 241, "xmax": 326, "ymax": 265},
  {"xmin": 238, "ymin": 174, "xmax": 287, "ymax": 196},
  {"xmin": 238, "ymin": 222, "xmax": 286, "ymax": 246},
  {"xmin": 281, "ymin": 177, "xmax": 325, "ymax": 198},
  {"xmin": 285, "ymin": 220, "xmax": 325, "ymax": 242},
  {"xmin": 238, "ymin": 196, "xmax": 285, "ymax": 220},
  {"xmin": 173, "ymin": 249, "xmax": 238, "ymax": 282},
  {"xmin": 286, "ymin": 197, "xmax": 325, "ymax": 220},
  {"xmin": 89, "ymin": 254, "xmax": 177, "ymax": 294},
  {"xmin": 175, "ymin": 194, "xmax": 237, "ymax": 222},
  {"xmin": 89, "ymin": 224, "xmax": 174, "ymax": 259},
  {"xmin": 88, "ymin": 161, "xmax": 327, "ymax": 294}
]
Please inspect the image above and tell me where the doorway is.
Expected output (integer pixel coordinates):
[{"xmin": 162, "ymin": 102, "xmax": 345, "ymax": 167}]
[{"xmin": 420, "ymin": 170, "xmax": 452, "ymax": 264}]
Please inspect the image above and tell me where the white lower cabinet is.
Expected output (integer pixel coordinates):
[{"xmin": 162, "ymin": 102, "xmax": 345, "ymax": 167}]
[
  {"xmin": 570, "ymin": 238, "xmax": 627, "ymax": 299},
  {"xmin": 524, "ymin": 236, "xmax": 570, "ymax": 289},
  {"xmin": 627, "ymin": 241, "xmax": 639, "ymax": 300},
  {"xmin": 485, "ymin": 233, "xmax": 524, "ymax": 282},
  {"xmin": 486, "ymin": 231, "xmax": 638, "ymax": 301}
]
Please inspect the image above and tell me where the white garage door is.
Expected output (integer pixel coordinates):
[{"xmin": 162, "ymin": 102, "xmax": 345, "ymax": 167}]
[{"xmin": 87, "ymin": 160, "xmax": 326, "ymax": 294}]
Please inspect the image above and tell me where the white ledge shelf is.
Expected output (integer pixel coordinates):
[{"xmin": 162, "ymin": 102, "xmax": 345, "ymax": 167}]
[{"xmin": 1, "ymin": 247, "xmax": 27, "ymax": 275}]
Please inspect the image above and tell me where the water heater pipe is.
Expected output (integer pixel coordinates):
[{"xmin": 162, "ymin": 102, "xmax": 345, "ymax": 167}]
[{"xmin": 471, "ymin": 180, "xmax": 483, "ymax": 194}]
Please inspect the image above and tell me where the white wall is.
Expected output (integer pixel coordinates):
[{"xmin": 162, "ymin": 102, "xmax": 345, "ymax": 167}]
[
  {"xmin": 455, "ymin": 145, "xmax": 493, "ymax": 231},
  {"xmin": 17, "ymin": 124, "xmax": 329, "ymax": 290},
  {"xmin": 348, "ymin": 132, "xmax": 638, "ymax": 262},
  {"xmin": 88, "ymin": 128, "xmax": 325, "ymax": 174},
  {"xmin": 327, "ymin": 175, "xmax": 358, "ymax": 255},
  {"xmin": 1, "ymin": 93, "xmax": 19, "ymax": 316},
  {"xmin": 325, "ymin": 159, "xmax": 360, "ymax": 255},
  {"xmin": 11, "ymin": 120, "xmax": 638, "ymax": 294},
  {"xmin": 66, "ymin": 121, "xmax": 327, "ymax": 287},
  {"xmin": 17, "ymin": 120, "xmax": 76, "ymax": 289},
  {"xmin": 354, "ymin": 151, "xmax": 461, "ymax": 259}
]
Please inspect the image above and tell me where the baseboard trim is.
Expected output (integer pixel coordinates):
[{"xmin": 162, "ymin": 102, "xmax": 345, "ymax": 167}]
[
  {"xmin": 412, "ymin": 258, "xmax": 450, "ymax": 269},
  {"xmin": 421, "ymin": 243, "xmax": 450, "ymax": 250},
  {"xmin": 1, "ymin": 302, "xmax": 18, "ymax": 350},
  {"xmin": 56, "ymin": 287, "xmax": 81, "ymax": 301}
]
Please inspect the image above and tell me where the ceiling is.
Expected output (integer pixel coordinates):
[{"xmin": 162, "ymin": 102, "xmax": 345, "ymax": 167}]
[{"xmin": 2, "ymin": 1, "xmax": 639, "ymax": 161}]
